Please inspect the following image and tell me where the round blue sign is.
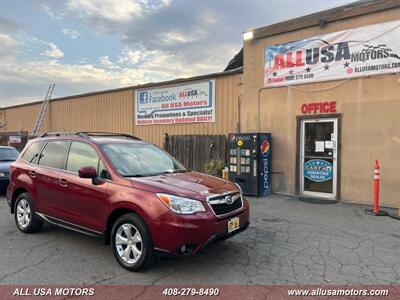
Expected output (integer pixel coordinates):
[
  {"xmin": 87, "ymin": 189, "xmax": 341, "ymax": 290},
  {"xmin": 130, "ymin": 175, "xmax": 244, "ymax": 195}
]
[{"xmin": 304, "ymin": 159, "xmax": 333, "ymax": 182}]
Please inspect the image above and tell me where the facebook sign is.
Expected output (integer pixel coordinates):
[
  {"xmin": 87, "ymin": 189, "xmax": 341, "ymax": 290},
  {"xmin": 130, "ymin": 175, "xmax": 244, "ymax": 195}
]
[
  {"xmin": 135, "ymin": 80, "xmax": 215, "ymax": 125},
  {"xmin": 138, "ymin": 91, "xmax": 149, "ymax": 104}
]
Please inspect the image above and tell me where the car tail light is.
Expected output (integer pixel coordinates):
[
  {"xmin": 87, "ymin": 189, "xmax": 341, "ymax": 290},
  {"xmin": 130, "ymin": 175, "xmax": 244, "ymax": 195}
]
[{"xmin": 9, "ymin": 164, "xmax": 16, "ymax": 176}]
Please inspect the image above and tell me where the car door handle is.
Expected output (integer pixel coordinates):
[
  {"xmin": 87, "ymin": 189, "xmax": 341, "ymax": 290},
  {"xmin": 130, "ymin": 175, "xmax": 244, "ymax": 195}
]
[
  {"xmin": 58, "ymin": 178, "xmax": 68, "ymax": 187},
  {"xmin": 29, "ymin": 170, "xmax": 36, "ymax": 177}
]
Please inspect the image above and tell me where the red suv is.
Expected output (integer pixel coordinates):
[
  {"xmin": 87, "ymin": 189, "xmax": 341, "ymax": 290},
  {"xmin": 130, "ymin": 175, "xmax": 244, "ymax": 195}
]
[{"xmin": 7, "ymin": 132, "xmax": 249, "ymax": 271}]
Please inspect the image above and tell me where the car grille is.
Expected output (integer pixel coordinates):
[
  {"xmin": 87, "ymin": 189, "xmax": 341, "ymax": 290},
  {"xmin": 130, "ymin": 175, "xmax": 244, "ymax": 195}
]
[{"xmin": 208, "ymin": 192, "xmax": 242, "ymax": 216}]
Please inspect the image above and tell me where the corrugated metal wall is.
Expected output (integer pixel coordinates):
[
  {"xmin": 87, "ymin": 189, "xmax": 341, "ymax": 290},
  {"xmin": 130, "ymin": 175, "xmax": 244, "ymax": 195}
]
[
  {"xmin": 1, "ymin": 103, "xmax": 48, "ymax": 133},
  {"xmin": 50, "ymin": 89, "xmax": 133, "ymax": 134},
  {"xmin": 0, "ymin": 73, "xmax": 241, "ymax": 147}
]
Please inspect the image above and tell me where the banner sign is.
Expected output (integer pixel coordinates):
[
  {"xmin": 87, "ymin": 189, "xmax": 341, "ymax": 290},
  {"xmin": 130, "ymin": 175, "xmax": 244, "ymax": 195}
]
[
  {"xmin": 8, "ymin": 136, "xmax": 21, "ymax": 143},
  {"xmin": 264, "ymin": 20, "xmax": 400, "ymax": 87},
  {"xmin": 304, "ymin": 159, "xmax": 333, "ymax": 182},
  {"xmin": 135, "ymin": 80, "xmax": 215, "ymax": 125}
]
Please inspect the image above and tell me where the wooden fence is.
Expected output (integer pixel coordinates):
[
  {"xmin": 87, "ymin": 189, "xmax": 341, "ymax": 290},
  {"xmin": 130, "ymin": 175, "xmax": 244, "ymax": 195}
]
[{"xmin": 163, "ymin": 134, "xmax": 228, "ymax": 172}]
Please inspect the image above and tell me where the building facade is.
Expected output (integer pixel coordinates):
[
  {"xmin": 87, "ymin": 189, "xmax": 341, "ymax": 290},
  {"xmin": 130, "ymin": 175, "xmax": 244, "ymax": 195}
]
[
  {"xmin": 241, "ymin": 0, "xmax": 400, "ymax": 206},
  {"xmin": 0, "ymin": 69, "xmax": 242, "ymax": 147},
  {"xmin": 1, "ymin": 0, "xmax": 399, "ymax": 207}
]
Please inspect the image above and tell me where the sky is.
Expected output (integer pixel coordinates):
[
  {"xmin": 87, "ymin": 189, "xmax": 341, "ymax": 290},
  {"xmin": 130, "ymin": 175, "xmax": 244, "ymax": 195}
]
[{"xmin": 0, "ymin": 0, "xmax": 356, "ymax": 107}]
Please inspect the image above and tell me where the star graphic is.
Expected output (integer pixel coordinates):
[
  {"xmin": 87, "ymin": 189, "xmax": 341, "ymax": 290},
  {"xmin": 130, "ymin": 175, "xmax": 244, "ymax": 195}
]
[
  {"xmin": 305, "ymin": 67, "xmax": 311, "ymax": 73},
  {"xmin": 324, "ymin": 64, "xmax": 329, "ymax": 70},
  {"xmin": 344, "ymin": 61, "xmax": 350, "ymax": 68},
  {"xmin": 272, "ymin": 71, "xmax": 277, "ymax": 77},
  {"xmin": 289, "ymin": 69, "xmax": 294, "ymax": 75}
]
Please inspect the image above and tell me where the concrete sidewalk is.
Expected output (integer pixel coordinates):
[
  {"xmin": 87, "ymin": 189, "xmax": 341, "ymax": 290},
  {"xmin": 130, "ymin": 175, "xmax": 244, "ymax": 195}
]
[{"xmin": 1, "ymin": 194, "xmax": 400, "ymax": 284}]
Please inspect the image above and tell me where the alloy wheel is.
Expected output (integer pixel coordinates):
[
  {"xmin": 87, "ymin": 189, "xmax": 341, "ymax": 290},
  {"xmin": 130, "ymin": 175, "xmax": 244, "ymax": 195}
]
[
  {"xmin": 17, "ymin": 199, "xmax": 31, "ymax": 229},
  {"xmin": 115, "ymin": 223, "xmax": 143, "ymax": 265}
]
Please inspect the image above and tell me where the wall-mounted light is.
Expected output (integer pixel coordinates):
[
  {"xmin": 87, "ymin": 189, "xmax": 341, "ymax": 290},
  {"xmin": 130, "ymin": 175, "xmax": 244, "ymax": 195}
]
[{"xmin": 243, "ymin": 31, "xmax": 254, "ymax": 41}]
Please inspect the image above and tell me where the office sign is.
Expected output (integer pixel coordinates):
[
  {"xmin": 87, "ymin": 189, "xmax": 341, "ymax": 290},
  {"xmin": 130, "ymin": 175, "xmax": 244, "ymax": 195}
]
[
  {"xmin": 135, "ymin": 80, "xmax": 215, "ymax": 125},
  {"xmin": 264, "ymin": 20, "xmax": 400, "ymax": 87}
]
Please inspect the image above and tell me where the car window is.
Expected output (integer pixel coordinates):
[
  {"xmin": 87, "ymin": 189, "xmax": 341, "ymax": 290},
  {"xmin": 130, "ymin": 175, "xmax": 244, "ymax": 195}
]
[
  {"xmin": 98, "ymin": 158, "xmax": 110, "ymax": 180},
  {"xmin": 22, "ymin": 142, "xmax": 44, "ymax": 164},
  {"xmin": 66, "ymin": 142, "xmax": 110, "ymax": 179},
  {"xmin": 38, "ymin": 141, "xmax": 68, "ymax": 169},
  {"xmin": 0, "ymin": 147, "xmax": 20, "ymax": 162}
]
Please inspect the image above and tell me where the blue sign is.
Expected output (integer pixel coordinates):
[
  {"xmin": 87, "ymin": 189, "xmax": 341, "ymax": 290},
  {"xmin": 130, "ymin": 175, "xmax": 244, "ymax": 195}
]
[
  {"xmin": 138, "ymin": 91, "xmax": 149, "ymax": 104},
  {"xmin": 304, "ymin": 159, "xmax": 333, "ymax": 182}
]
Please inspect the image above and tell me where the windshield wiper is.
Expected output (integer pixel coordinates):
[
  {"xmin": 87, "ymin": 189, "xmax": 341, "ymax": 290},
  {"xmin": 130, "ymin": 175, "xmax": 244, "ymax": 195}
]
[
  {"xmin": 166, "ymin": 169, "xmax": 188, "ymax": 174},
  {"xmin": 124, "ymin": 169, "xmax": 189, "ymax": 177},
  {"xmin": 0, "ymin": 159, "xmax": 15, "ymax": 162},
  {"xmin": 124, "ymin": 173, "xmax": 162, "ymax": 177}
]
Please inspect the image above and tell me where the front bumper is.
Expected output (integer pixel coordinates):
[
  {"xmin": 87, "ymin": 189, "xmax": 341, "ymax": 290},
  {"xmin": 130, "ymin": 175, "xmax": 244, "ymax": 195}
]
[{"xmin": 151, "ymin": 198, "xmax": 250, "ymax": 255}]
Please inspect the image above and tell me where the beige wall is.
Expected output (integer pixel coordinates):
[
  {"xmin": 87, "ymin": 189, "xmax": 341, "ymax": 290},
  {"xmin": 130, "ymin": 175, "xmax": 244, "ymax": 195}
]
[
  {"xmin": 0, "ymin": 103, "xmax": 48, "ymax": 133},
  {"xmin": 50, "ymin": 89, "xmax": 134, "ymax": 134},
  {"xmin": 1, "ymin": 73, "xmax": 241, "ymax": 148},
  {"xmin": 243, "ymin": 8, "xmax": 400, "ymax": 207}
]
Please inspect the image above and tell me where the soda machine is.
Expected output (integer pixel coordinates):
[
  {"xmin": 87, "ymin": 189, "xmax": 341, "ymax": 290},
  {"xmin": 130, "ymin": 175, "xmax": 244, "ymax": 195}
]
[{"xmin": 228, "ymin": 133, "xmax": 272, "ymax": 196}]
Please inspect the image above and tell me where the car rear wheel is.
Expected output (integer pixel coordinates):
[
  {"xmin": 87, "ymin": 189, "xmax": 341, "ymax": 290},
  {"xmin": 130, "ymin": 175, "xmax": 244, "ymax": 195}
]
[
  {"xmin": 111, "ymin": 213, "xmax": 155, "ymax": 271},
  {"xmin": 14, "ymin": 193, "xmax": 43, "ymax": 233}
]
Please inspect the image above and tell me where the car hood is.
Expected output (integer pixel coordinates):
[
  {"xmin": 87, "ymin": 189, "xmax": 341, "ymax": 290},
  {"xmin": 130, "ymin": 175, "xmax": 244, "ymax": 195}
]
[
  {"xmin": 130, "ymin": 171, "xmax": 238, "ymax": 201},
  {"xmin": 0, "ymin": 161, "xmax": 12, "ymax": 173}
]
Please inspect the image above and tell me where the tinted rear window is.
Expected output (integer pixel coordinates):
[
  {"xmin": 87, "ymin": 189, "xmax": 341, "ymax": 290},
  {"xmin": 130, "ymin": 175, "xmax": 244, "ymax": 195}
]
[
  {"xmin": 22, "ymin": 142, "xmax": 43, "ymax": 164},
  {"xmin": 38, "ymin": 141, "xmax": 68, "ymax": 169}
]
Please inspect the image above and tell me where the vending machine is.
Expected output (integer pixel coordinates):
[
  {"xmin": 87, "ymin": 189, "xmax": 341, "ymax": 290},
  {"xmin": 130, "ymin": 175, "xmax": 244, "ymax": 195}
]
[{"xmin": 228, "ymin": 133, "xmax": 272, "ymax": 197}]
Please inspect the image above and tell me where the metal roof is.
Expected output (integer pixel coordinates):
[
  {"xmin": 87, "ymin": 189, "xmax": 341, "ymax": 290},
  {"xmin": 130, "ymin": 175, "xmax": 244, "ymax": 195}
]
[{"xmin": 1, "ymin": 67, "xmax": 243, "ymax": 110}]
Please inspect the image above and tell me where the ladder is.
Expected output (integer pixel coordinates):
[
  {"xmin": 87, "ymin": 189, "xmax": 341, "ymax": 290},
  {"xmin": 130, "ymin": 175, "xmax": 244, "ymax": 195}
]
[
  {"xmin": 32, "ymin": 83, "xmax": 55, "ymax": 137},
  {"xmin": 0, "ymin": 110, "xmax": 6, "ymax": 129}
]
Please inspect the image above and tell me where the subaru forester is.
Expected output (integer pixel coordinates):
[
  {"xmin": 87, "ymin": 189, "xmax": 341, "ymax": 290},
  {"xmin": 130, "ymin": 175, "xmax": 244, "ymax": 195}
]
[{"xmin": 6, "ymin": 132, "xmax": 249, "ymax": 271}]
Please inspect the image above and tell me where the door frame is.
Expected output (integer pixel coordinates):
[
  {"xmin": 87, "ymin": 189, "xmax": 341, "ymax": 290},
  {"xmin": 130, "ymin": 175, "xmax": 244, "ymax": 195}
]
[{"xmin": 295, "ymin": 114, "xmax": 342, "ymax": 200}]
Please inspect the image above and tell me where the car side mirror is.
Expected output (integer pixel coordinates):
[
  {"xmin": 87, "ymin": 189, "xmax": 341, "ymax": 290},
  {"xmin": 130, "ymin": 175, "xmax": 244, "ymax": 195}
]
[
  {"xmin": 79, "ymin": 166, "xmax": 102, "ymax": 185},
  {"xmin": 78, "ymin": 166, "xmax": 97, "ymax": 179}
]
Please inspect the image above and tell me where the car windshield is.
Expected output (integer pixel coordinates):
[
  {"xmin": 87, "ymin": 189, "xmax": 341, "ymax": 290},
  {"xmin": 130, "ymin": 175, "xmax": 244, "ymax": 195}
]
[
  {"xmin": 0, "ymin": 147, "xmax": 19, "ymax": 161},
  {"xmin": 101, "ymin": 142, "xmax": 187, "ymax": 177}
]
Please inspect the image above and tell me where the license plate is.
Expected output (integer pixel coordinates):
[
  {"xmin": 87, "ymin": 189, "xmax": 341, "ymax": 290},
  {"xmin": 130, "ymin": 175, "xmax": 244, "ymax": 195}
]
[{"xmin": 228, "ymin": 217, "xmax": 240, "ymax": 233}]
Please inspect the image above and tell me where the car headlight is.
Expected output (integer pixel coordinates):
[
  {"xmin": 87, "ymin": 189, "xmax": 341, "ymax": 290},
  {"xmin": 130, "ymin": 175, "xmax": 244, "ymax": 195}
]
[
  {"xmin": 0, "ymin": 173, "xmax": 6, "ymax": 177},
  {"xmin": 157, "ymin": 193, "xmax": 206, "ymax": 215},
  {"xmin": 234, "ymin": 183, "xmax": 243, "ymax": 196}
]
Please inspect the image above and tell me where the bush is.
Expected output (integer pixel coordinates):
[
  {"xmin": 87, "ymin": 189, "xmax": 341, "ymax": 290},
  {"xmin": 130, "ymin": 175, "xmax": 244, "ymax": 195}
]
[{"xmin": 204, "ymin": 159, "xmax": 225, "ymax": 177}]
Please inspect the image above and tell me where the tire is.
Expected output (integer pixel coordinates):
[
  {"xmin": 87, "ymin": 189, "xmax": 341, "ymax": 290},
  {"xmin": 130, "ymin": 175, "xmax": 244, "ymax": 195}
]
[
  {"xmin": 111, "ymin": 213, "xmax": 155, "ymax": 271},
  {"xmin": 14, "ymin": 192, "xmax": 43, "ymax": 233}
]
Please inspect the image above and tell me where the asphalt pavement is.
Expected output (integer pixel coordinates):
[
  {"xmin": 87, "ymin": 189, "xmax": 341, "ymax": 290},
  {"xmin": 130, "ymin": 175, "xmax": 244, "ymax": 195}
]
[{"xmin": 1, "ymin": 193, "xmax": 400, "ymax": 285}]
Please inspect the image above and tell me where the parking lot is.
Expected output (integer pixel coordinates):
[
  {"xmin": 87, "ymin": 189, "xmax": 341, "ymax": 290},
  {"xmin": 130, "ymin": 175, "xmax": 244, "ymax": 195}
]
[{"xmin": 1, "ymin": 193, "xmax": 400, "ymax": 285}]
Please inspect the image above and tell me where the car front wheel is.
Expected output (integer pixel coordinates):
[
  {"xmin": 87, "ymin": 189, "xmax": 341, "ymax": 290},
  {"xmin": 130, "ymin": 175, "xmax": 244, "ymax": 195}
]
[{"xmin": 111, "ymin": 213, "xmax": 155, "ymax": 271}]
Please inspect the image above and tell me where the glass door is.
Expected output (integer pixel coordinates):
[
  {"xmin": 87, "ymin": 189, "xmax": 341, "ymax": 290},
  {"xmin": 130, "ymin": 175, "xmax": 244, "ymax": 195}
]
[{"xmin": 300, "ymin": 118, "xmax": 338, "ymax": 199}]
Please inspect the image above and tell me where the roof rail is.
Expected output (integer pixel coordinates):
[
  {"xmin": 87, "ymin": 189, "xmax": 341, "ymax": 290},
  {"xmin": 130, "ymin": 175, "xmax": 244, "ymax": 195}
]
[
  {"xmin": 39, "ymin": 132, "xmax": 84, "ymax": 137},
  {"xmin": 77, "ymin": 132, "xmax": 141, "ymax": 140},
  {"xmin": 39, "ymin": 132, "xmax": 141, "ymax": 140}
]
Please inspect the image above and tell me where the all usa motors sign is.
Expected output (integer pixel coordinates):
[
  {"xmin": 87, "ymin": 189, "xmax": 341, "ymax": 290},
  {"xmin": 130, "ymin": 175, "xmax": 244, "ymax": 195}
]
[
  {"xmin": 135, "ymin": 80, "xmax": 215, "ymax": 125},
  {"xmin": 264, "ymin": 20, "xmax": 400, "ymax": 87}
]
